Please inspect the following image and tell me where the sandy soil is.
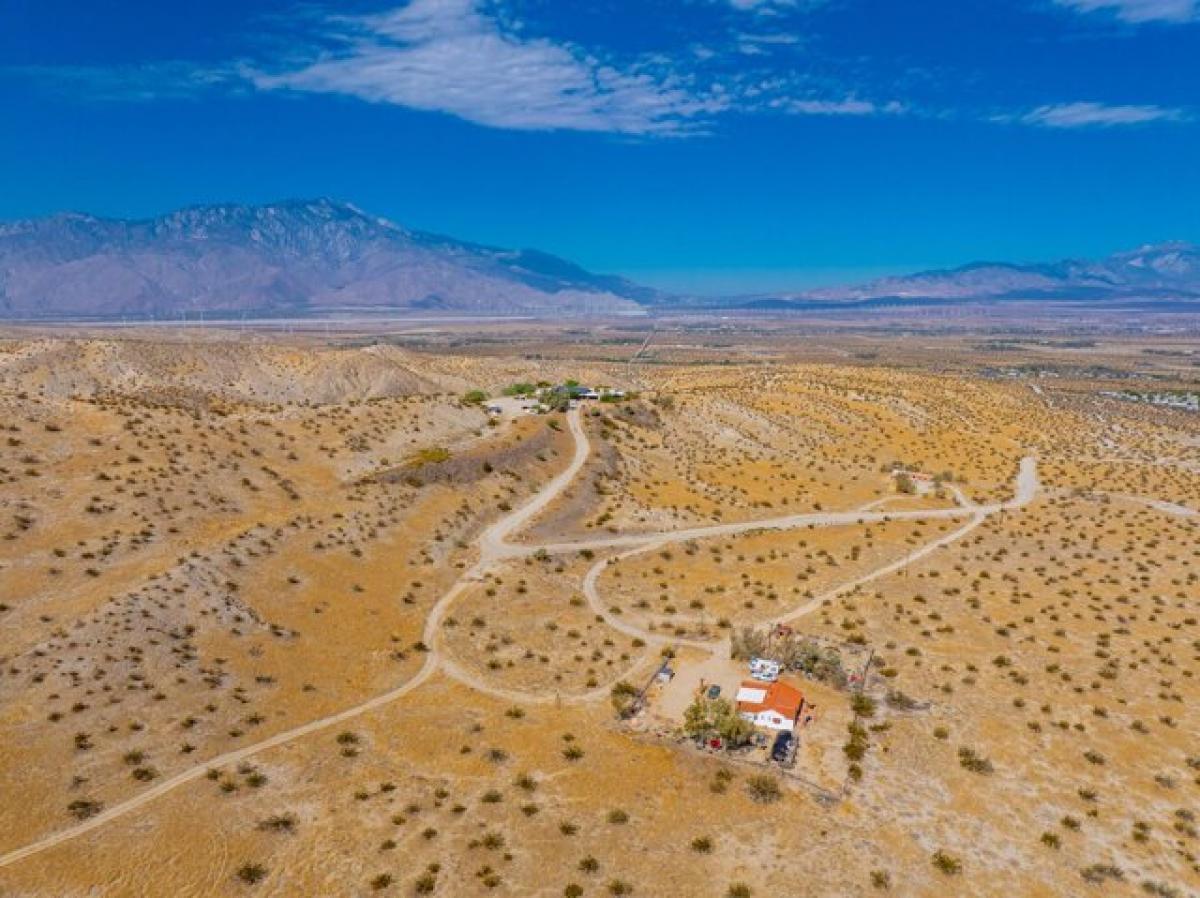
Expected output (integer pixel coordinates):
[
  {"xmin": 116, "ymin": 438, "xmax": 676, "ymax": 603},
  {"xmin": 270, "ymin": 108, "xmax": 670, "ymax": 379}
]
[{"xmin": 0, "ymin": 329, "xmax": 1196, "ymax": 898}]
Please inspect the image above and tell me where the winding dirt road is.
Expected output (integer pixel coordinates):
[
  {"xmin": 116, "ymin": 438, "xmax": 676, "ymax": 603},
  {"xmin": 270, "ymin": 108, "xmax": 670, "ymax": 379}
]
[
  {"xmin": 0, "ymin": 406, "xmax": 1039, "ymax": 870},
  {"xmin": 501, "ymin": 457, "xmax": 1038, "ymax": 560}
]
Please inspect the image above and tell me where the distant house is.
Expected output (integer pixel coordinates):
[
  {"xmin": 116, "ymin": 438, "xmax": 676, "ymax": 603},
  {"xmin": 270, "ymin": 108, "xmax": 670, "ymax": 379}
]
[
  {"xmin": 736, "ymin": 679, "xmax": 805, "ymax": 732},
  {"xmin": 890, "ymin": 467, "xmax": 933, "ymax": 484}
]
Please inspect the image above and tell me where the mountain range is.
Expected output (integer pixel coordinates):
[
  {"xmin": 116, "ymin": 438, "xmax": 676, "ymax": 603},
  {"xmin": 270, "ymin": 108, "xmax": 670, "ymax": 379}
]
[
  {"xmin": 0, "ymin": 199, "xmax": 1197, "ymax": 319},
  {"xmin": 0, "ymin": 199, "xmax": 653, "ymax": 320},
  {"xmin": 746, "ymin": 241, "xmax": 1200, "ymax": 311}
]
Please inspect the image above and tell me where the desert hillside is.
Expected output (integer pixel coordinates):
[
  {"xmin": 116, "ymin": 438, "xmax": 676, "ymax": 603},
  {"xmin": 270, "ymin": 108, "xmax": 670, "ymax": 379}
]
[{"xmin": 0, "ymin": 328, "xmax": 1196, "ymax": 898}]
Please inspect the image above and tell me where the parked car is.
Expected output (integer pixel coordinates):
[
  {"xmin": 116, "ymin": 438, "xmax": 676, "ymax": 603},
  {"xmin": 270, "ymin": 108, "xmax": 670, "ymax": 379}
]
[
  {"xmin": 705, "ymin": 684, "xmax": 721, "ymax": 700},
  {"xmin": 771, "ymin": 731, "xmax": 793, "ymax": 763}
]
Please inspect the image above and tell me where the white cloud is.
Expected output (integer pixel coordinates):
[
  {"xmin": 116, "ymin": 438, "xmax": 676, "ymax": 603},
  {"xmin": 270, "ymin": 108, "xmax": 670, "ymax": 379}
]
[
  {"xmin": 251, "ymin": 0, "xmax": 725, "ymax": 134},
  {"xmin": 780, "ymin": 98, "xmax": 882, "ymax": 115},
  {"xmin": 727, "ymin": 0, "xmax": 791, "ymax": 10},
  {"xmin": 1055, "ymin": 0, "xmax": 1197, "ymax": 23},
  {"xmin": 724, "ymin": 0, "xmax": 821, "ymax": 12},
  {"xmin": 1020, "ymin": 101, "xmax": 1185, "ymax": 127},
  {"xmin": 9, "ymin": 61, "xmax": 239, "ymax": 101}
]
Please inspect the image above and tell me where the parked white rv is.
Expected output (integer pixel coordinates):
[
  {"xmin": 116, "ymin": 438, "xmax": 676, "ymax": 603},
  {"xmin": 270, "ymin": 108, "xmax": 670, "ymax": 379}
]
[{"xmin": 748, "ymin": 658, "xmax": 781, "ymax": 682}]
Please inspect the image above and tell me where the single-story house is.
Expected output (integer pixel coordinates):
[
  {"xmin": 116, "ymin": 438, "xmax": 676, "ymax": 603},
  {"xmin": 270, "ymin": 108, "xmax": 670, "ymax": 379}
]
[{"xmin": 736, "ymin": 679, "xmax": 805, "ymax": 732}]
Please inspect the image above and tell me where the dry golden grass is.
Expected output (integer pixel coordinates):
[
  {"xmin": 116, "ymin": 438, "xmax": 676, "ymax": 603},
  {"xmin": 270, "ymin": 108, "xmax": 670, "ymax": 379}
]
[{"xmin": 0, "ymin": 330, "xmax": 1196, "ymax": 897}]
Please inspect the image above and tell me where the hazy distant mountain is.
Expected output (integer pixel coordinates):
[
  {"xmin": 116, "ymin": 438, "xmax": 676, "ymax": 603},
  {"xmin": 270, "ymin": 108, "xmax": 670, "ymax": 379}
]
[
  {"xmin": 0, "ymin": 199, "xmax": 655, "ymax": 319},
  {"xmin": 2, "ymin": 201, "xmax": 1196, "ymax": 319},
  {"xmin": 732, "ymin": 242, "xmax": 1200, "ymax": 310}
]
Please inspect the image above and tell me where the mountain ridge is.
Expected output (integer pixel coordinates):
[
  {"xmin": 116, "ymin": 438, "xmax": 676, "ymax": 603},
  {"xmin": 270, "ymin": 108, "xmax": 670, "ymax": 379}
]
[
  {"xmin": 767, "ymin": 241, "xmax": 1200, "ymax": 306},
  {"xmin": 0, "ymin": 199, "xmax": 654, "ymax": 319},
  {"xmin": 1, "ymin": 199, "xmax": 1197, "ymax": 319}
]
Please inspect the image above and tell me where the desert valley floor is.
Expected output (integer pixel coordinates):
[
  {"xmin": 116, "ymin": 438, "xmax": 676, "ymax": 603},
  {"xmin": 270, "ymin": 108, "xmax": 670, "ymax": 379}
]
[{"xmin": 0, "ymin": 325, "xmax": 1197, "ymax": 898}]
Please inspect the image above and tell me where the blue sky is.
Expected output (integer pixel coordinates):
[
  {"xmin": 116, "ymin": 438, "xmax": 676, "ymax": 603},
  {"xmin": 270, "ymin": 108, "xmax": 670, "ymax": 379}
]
[{"xmin": 2, "ymin": 0, "xmax": 1198, "ymax": 292}]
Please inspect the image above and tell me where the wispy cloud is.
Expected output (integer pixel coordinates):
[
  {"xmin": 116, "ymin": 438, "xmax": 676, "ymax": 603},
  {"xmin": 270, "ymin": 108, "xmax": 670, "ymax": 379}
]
[
  {"xmin": 1054, "ymin": 0, "xmax": 1198, "ymax": 23},
  {"xmin": 9, "ymin": 61, "xmax": 239, "ymax": 102},
  {"xmin": 725, "ymin": 0, "xmax": 797, "ymax": 11},
  {"xmin": 1019, "ymin": 101, "xmax": 1186, "ymax": 127},
  {"xmin": 774, "ymin": 97, "xmax": 904, "ymax": 116},
  {"xmin": 250, "ymin": 0, "xmax": 726, "ymax": 134},
  {"xmin": 3, "ymin": 0, "xmax": 905, "ymax": 136},
  {"xmin": 9, "ymin": 0, "xmax": 1189, "ymax": 140}
]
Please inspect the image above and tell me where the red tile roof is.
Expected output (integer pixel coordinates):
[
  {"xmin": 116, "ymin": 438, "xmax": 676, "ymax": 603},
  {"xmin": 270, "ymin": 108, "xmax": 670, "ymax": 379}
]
[{"xmin": 736, "ymin": 679, "xmax": 804, "ymax": 721}]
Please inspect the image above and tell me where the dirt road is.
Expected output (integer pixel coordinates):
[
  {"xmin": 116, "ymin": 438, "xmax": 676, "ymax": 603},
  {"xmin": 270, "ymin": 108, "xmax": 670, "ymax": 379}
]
[{"xmin": 0, "ymin": 410, "xmax": 1039, "ymax": 869}]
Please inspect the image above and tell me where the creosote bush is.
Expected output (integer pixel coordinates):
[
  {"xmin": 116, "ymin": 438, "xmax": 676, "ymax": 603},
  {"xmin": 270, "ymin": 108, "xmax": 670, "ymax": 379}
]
[
  {"xmin": 746, "ymin": 774, "xmax": 782, "ymax": 803},
  {"xmin": 931, "ymin": 851, "xmax": 961, "ymax": 875},
  {"xmin": 236, "ymin": 863, "xmax": 268, "ymax": 885}
]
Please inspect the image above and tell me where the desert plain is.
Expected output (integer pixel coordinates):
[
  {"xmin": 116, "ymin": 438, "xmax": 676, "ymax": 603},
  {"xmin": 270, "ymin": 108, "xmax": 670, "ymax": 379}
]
[{"xmin": 0, "ymin": 322, "xmax": 1197, "ymax": 898}]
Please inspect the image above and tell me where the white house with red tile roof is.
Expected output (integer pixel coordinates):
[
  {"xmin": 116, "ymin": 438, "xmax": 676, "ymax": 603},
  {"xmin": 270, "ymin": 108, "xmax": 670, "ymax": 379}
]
[{"xmin": 735, "ymin": 679, "xmax": 805, "ymax": 732}]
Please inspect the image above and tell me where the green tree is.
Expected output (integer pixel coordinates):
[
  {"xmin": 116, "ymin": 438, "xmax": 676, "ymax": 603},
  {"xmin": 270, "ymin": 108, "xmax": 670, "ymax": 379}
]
[
  {"xmin": 683, "ymin": 696, "xmax": 715, "ymax": 739},
  {"xmin": 712, "ymin": 700, "xmax": 754, "ymax": 746}
]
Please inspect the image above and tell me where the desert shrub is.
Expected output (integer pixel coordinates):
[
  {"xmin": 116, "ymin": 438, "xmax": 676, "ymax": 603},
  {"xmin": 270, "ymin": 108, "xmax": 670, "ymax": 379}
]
[
  {"xmin": 1140, "ymin": 881, "xmax": 1180, "ymax": 897},
  {"xmin": 611, "ymin": 680, "xmax": 640, "ymax": 716},
  {"xmin": 257, "ymin": 813, "xmax": 297, "ymax": 833},
  {"xmin": 746, "ymin": 775, "xmax": 782, "ymax": 803},
  {"xmin": 67, "ymin": 799, "xmax": 103, "ymax": 820},
  {"xmin": 236, "ymin": 863, "xmax": 268, "ymax": 885},
  {"xmin": 844, "ymin": 723, "xmax": 869, "ymax": 762},
  {"xmin": 851, "ymin": 693, "xmax": 876, "ymax": 717},
  {"xmin": 481, "ymin": 832, "xmax": 506, "ymax": 850},
  {"xmin": 370, "ymin": 873, "xmax": 393, "ymax": 890},
  {"xmin": 957, "ymin": 746, "xmax": 994, "ymax": 774},
  {"xmin": 931, "ymin": 851, "xmax": 961, "ymax": 875},
  {"xmin": 1080, "ymin": 864, "xmax": 1123, "ymax": 885}
]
